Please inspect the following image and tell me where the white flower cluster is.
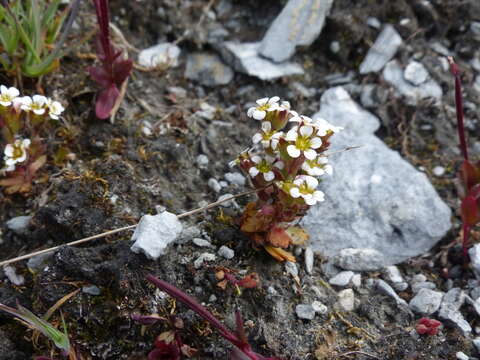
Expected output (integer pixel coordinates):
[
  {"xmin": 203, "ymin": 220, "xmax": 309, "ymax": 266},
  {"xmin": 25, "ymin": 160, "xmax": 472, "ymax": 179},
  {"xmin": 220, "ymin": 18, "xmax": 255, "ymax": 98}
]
[
  {"xmin": 0, "ymin": 85, "xmax": 65, "ymax": 120},
  {"xmin": 3, "ymin": 138, "xmax": 30, "ymax": 172},
  {"xmin": 245, "ymin": 96, "xmax": 342, "ymax": 206}
]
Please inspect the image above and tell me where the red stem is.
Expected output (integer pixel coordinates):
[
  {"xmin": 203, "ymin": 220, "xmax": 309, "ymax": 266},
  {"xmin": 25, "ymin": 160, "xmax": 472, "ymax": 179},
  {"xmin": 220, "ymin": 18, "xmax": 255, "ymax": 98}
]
[{"xmin": 448, "ymin": 57, "xmax": 469, "ymax": 161}]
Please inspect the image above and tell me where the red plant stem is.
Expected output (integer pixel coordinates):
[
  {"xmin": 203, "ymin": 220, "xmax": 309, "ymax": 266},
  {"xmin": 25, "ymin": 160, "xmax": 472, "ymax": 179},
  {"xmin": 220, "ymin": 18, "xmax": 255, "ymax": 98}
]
[
  {"xmin": 146, "ymin": 275, "xmax": 240, "ymax": 346},
  {"xmin": 448, "ymin": 57, "xmax": 469, "ymax": 161},
  {"xmin": 463, "ymin": 223, "xmax": 470, "ymax": 259},
  {"xmin": 93, "ymin": 0, "xmax": 112, "ymax": 62}
]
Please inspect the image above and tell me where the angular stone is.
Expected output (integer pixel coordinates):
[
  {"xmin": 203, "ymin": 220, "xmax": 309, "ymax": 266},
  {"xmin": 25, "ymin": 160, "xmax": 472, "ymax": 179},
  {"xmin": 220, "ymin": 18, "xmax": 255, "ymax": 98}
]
[
  {"xmin": 376, "ymin": 279, "xmax": 409, "ymax": 308},
  {"xmin": 404, "ymin": 61, "xmax": 429, "ymax": 86},
  {"xmin": 382, "ymin": 265, "xmax": 404, "ymax": 284},
  {"xmin": 218, "ymin": 245, "xmax": 234, "ymax": 259},
  {"xmin": 219, "ymin": 42, "xmax": 304, "ymax": 81},
  {"xmin": 138, "ymin": 42, "xmax": 181, "ymax": 69},
  {"xmin": 185, "ymin": 52, "xmax": 233, "ymax": 86},
  {"xmin": 359, "ymin": 25, "xmax": 402, "ymax": 74},
  {"xmin": 304, "ymin": 246, "xmax": 314, "ymax": 274},
  {"xmin": 438, "ymin": 288, "xmax": 471, "ymax": 336},
  {"xmin": 337, "ymin": 289, "xmax": 355, "ymax": 311},
  {"xmin": 296, "ymin": 304, "xmax": 316, "ymax": 320},
  {"xmin": 412, "ymin": 281, "xmax": 436, "ymax": 294},
  {"xmin": 6, "ymin": 216, "xmax": 32, "ymax": 235},
  {"xmin": 469, "ymin": 244, "xmax": 480, "ymax": 280},
  {"xmin": 259, "ymin": 0, "xmax": 333, "ymax": 62},
  {"xmin": 409, "ymin": 288, "xmax": 444, "ymax": 315},
  {"xmin": 302, "ymin": 87, "xmax": 451, "ymax": 265},
  {"xmin": 194, "ymin": 253, "xmax": 216, "ymax": 269},
  {"xmin": 329, "ymin": 271, "xmax": 354, "ymax": 287},
  {"xmin": 130, "ymin": 212, "xmax": 183, "ymax": 260},
  {"xmin": 334, "ymin": 248, "xmax": 387, "ymax": 271},
  {"xmin": 383, "ymin": 60, "xmax": 442, "ymax": 105}
]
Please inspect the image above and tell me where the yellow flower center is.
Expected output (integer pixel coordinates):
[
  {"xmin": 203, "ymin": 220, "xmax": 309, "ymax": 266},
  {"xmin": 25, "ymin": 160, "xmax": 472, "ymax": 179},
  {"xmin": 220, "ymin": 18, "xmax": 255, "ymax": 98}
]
[
  {"xmin": 295, "ymin": 136, "xmax": 311, "ymax": 151},
  {"xmin": 12, "ymin": 144, "xmax": 24, "ymax": 160},
  {"xmin": 256, "ymin": 160, "xmax": 271, "ymax": 173}
]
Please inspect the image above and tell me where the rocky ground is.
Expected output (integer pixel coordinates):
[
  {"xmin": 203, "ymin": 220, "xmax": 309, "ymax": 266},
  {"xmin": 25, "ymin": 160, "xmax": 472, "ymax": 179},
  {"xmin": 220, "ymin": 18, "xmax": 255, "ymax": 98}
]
[{"xmin": 1, "ymin": 0, "xmax": 480, "ymax": 359}]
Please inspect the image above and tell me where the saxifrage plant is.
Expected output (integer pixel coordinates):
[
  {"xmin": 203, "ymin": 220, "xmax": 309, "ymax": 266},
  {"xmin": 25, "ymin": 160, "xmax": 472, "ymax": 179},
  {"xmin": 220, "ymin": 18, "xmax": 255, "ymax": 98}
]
[
  {"xmin": 88, "ymin": 0, "xmax": 133, "ymax": 120},
  {"xmin": 0, "ymin": 84, "xmax": 65, "ymax": 193},
  {"xmin": 233, "ymin": 96, "xmax": 342, "ymax": 261}
]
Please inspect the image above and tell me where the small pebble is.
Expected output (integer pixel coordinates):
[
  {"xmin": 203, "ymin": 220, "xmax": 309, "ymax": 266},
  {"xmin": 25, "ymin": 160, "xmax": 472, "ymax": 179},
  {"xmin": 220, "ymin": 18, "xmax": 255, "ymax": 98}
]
[
  {"xmin": 217, "ymin": 194, "xmax": 237, "ymax": 208},
  {"xmin": 382, "ymin": 265, "xmax": 405, "ymax": 284},
  {"xmin": 337, "ymin": 289, "xmax": 355, "ymax": 312},
  {"xmin": 312, "ymin": 301, "xmax": 328, "ymax": 315},
  {"xmin": 393, "ymin": 282, "xmax": 409, "ymax": 292},
  {"xmin": 267, "ymin": 286, "xmax": 278, "ymax": 296},
  {"xmin": 456, "ymin": 352, "xmax": 469, "ymax": 360},
  {"xmin": 3, "ymin": 266, "xmax": 25, "ymax": 286},
  {"xmin": 295, "ymin": 304, "xmax": 316, "ymax": 320},
  {"xmin": 196, "ymin": 154, "xmax": 209, "ymax": 168},
  {"xmin": 304, "ymin": 246, "xmax": 314, "ymax": 274},
  {"xmin": 218, "ymin": 245, "xmax": 234, "ymax": 259},
  {"xmin": 224, "ymin": 172, "xmax": 246, "ymax": 186},
  {"xmin": 329, "ymin": 271, "xmax": 354, "ymax": 287},
  {"xmin": 194, "ymin": 253, "xmax": 216, "ymax": 269},
  {"xmin": 193, "ymin": 238, "xmax": 214, "ymax": 248},
  {"xmin": 433, "ymin": 166, "xmax": 445, "ymax": 177},
  {"xmin": 208, "ymin": 178, "xmax": 222, "ymax": 193},
  {"xmin": 351, "ymin": 274, "xmax": 362, "ymax": 288},
  {"xmin": 209, "ymin": 295, "xmax": 217, "ymax": 302},
  {"xmin": 412, "ymin": 274, "xmax": 427, "ymax": 283},
  {"xmin": 412, "ymin": 281, "xmax": 436, "ymax": 294},
  {"xmin": 473, "ymin": 338, "xmax": 480, "ymax": 353},
  {"xmin": 285, "ymin": 261, "xmax": 299, "ymax": 278},
  {"xmin": 82, "ymin": 285, "xmax": 101, "ymax": 296},
  {"xmin": 6, "ymin": 216, "xmax": 32, "ymax": 235}
]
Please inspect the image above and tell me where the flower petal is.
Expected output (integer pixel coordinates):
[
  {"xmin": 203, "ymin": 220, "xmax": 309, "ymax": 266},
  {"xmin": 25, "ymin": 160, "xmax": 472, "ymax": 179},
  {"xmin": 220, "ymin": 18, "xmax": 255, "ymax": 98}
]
[
  {"xmin": 285, "ymin": 128, "xmax": 298, "ymax": 141},
  {"xmin": 252, "ymin": 133, "xmax": 263, "ymax": 144},
  {"xmin": 313, "ymin": 190, "xmax": 325, "ymax": 202},
  {"xmin": 261, "ymin": 121, "xmax": 271, "ymax": 132},
  {"xmin": 256, "ymin": 97, "xmax": 268, "ymax": 106},
  {"xmin": 268, "ymin": 96, "xmax": 280, "ymax": 105},
  {"xmin": 305, "ymin": 175, "xmax": 318, "ymax": 189},
  {"xmin": 253, "ymin": 109, "xmax": 266, "ymax": 120},
  {"xmin": 249, "ymin": 167, "xmax": 259, "ymax": 177},
  {"xmin": 287, "ymin": 145, "xmax": 301, "ymax": 158},
  {"xmin": 4, "ymin": 144, "xmax": 13, "ymax": 156},
  {"xmin": 247, "ymin": 107, "xmax": 256, "ymax": 117},
  {"xmin": 290, "ymin": 187, "xmax": 300, "ymax": 198},
  {"xmin": 274, "ymin": 161, "xmax": 284, "ymax": 170},
  {"xmin": 8, "ymin": 87, "xmax": 19, "ymax": 98},
  {"xmin": 0, "ymin": 85, "xmax": 7, "ymax": 94},
  {"xmin": 324, "ymin": 164, "xmax": 333, "ymax": 175},
  {"xmin": 310, "ymin": 137, "xmax": 322, "ymax": 149},
  {"xmin": 264, "ymin": 171, "xmax": 275, "ymax": 182},
  {"xmin": 299, "ymin": 125, "xmax": 313, "ymax": 137},
  {"xmin": 304, "ymin": 149, "xmax": 317, "ymax": 160},
  {"xmin": 251, "ymin": 155, "xmax": 262, "ymax": 164}
]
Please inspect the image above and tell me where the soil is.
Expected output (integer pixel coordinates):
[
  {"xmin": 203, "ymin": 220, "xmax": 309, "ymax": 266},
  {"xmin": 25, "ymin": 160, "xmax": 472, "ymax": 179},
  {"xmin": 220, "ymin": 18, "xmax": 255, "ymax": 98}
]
[{"xmin": 1, "ymin": 0, "xmax": 480, "ymax": 359}]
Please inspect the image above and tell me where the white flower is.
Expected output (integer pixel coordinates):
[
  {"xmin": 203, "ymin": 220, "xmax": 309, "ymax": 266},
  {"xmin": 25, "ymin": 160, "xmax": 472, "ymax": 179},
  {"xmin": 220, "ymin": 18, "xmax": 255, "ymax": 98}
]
[
  {"xmin": 21, "ymin": 95, "xmax": 47, "ymax": 115},
  {"xmin": 248, "ymin": 155, "xmax": 283, "ymax": 182},
  {"xmin": 289, "ymin": 175, "xmax": 325, "ymax": 205},
  {"xmin": 0, "ymin": 85, "xmax": 20, "ymax": 107},
  {"xmin": 285, "ymin": 124, "xmax": 322, "ymax": 160},
  {"xmin": 46, "ymin": 98, "xmax": 65, "ymax": 120},
  {"xmin": 252, "ymin": 121, "xmax": 284, "ymax": 150},
  {"xmin": 313, "ymin": 117, "xmax": 343, "ymax": 135},
  {"xmin": 247, "ymin": 96, "xmax": 280, "ymax": 120},
  {"xmin": 289, "ymin": 114, "xmax": 313, "ymax": 124},
  {"xmin": 302, "ymin": 156, "xmax": 333, "ymax": 176},
  {"xmin": 4, "ymin": 138, "xmax": 31, "ymax": 171}
]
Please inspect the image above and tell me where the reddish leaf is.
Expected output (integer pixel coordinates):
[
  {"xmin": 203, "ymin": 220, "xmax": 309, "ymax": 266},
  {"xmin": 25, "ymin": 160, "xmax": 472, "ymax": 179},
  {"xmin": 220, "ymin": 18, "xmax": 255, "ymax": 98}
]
[
  {"xmin": 95, "ymin": 84, "xmax": 119, "ymax": 119},
  {"xmin": 113, "ymin": 59, "xmax": 133, "ymax": 86},
  {"xmin": 461, "ymin": 196, "xmax": 479, "ymax": 226},
  {"xmin": 88, "ymin": 65, "xmax": 111, "ymax": 88},
  {"xmin": 460, "ymin": 160, "xmax": 480, "ymax": 192},
  {"xmin": 237, "ymin": 273, "xmax": 260, "ymax": 289},
  {"xmin": 266, "ymin": 226, "xmax": 292, "ymax": 248}
]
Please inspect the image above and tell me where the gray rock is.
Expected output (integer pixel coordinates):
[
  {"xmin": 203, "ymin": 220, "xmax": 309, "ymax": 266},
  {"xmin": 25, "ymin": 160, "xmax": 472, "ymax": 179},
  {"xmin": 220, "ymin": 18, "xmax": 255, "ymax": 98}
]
[
  {"xmin": 412, "ymin": 281, "xmax": 436, "ymax": 294},
  {"xmin": 208, "ymin": 178, "xmax": 222, "ymax": 193},
  {"xmin": 6, "ymin": 216, "xmax": 32, "ymax": 235},
  {"xmin": 192, "ymin": 238, "xmax": 214, "ymax": 248},
  {"xmin": 409, "ymin": 288, "xmax": 444, "ymax": 315},
  {"xmin": 471, "ymin": 287, "xmax": 480, "ymax": 301},
  {"xmin": 177, "ymin": 226, "xmax": 202, "ymax": 245},
  {"xmin": 218, "ymin": 245, "xmax": 234, "ymax": 259},
  {"xmin": 196, "ymin": 154, "xmax": 209, "ymax": 168},
  {"xmin": 185, "ymin": 52, "xmax": 233, "ymax": 86},
  {"xmin": 329, "ymin": 271, "xmax": 354, "ymax": 287},
  {"xmin": 194, "ymin": 253, "xmax": 216, "ymax": 269},
  {"xmin": 333, "ymin": 248, "xmax": 387, "ymax": 271},
  {"xmin": 196, "ymin": 103, "xmax": 217, "ymax": 120},
  {"xmin": 285, "ymin": 261, "xmax": 299, "ymax": 278},
  {"xmin": 412, "ymin": 274, "xmax": 427, "ymax": 283},
  {"xmin": 304, "ymin": 246, "xmax": 314, "ymax": 274},
  {"xmin": 376, "ymin": 279, "xmax": 409, "ymax": 307},
  {"xmin": 359, "ymin": 25, "xmax": 402, "ymax": 74},
  {"xmin": 219, "ymin": 42, "xmax": 304, "ymax": 81},
  {"xmin": 302, "ymin": 87, "xmax": 451, "ymax": 265},
  {"xmin": 82, "ymin": 285, "xmax": 101, "ymax": 296},
  {"xmin": 312, "ymin": 301, "xmax": 328, "ymax": 314},
  {"xmin": 3, "ymin": 266, "xmax": 24, "ymax": 286},
  {"xmin": 470, "ymin": 244, "xmax": 480, "ymax": 280},
  {"xmin": 217, "ymin": 193, "xmax": 237, "ymax": 208},
  {"xmin": 473, "ymin": 338, "xmax": 480, "ymax": 353},
  {"xmin": 296, "ymin": 304, "xmax": 316, "ymax": 320},
  {"xmin": 404, "ymin": 61, "xmax": 429, "ymax": 86},
  {"xmin": 259, "ymin": 0, "xmax": 333, "ymax": 62},
  {"xmin": 438, "ymin": 288, "xmax": 471, "ymax": 336},
  {"xmin": 337, "ymin": 289, "xmax": 355, "ymax": 311},
  {"xmin": 393, "ymin": 282, "xmax": 409, "ymax": 292},
  {"xmin": 366, "ymin": 17, "xmax": 381, "ymax": 29},
  {"xmin": 383, "ymin": 60, "xmax": 443, "ymax": 105},
  {"xmin": 138, "ymin": 43, "xmax": 180, "ymax": 69},
  {"xmin": 456, "ymin": 352, "xmax": 469, "ymax": 360},
  {"xmin": 351, "ymin": 274, "xmax": 362, "ymax": 288},
  {"xmin": 224, "ymin": 172, "xmax": 246, "ymax": 186},
  {"xmin": 433, "ymin": 166, "xmax": 445, "ymax": 177},
  {"xmin": 130, "ymin": 212, "xmax": 183, "ymax": 260},
  {"xmin": 382, "ymin": 265, "xmax": 404, "ymax": 284},
  {"xmin": 27, "ymin": 252, "xmax": 53, "ymax": 273}
]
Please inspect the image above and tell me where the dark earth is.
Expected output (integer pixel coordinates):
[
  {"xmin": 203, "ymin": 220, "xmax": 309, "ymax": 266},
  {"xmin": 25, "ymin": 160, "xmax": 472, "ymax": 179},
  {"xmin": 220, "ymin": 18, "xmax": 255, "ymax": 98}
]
[{"xmin": 1, "ymin": 0, "xmax": 480, "ymax": 359}]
